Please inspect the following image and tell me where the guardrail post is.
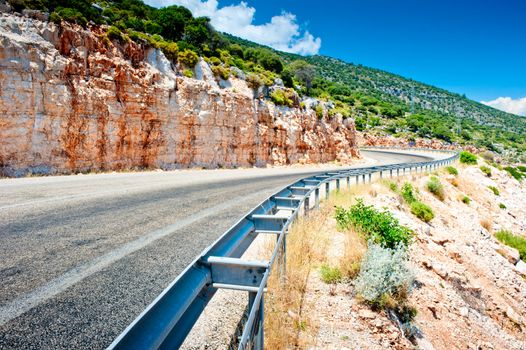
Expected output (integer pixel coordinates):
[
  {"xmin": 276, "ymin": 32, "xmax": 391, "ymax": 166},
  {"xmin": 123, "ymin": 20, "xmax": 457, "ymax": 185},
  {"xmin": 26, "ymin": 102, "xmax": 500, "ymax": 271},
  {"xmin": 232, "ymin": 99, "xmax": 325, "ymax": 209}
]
[
  {"xmin": 336, "ymin": 178, "xmax": 340, "ymax": 191},
  {"xmin": 304, "ymin": 195, "xmax": 310, "ymax": 214},
  {"xmin": 355, "ymin": 175, "xmax": 359, "ymax": 184},
  {"xmin": 325, "ymin": 182, "xmax": 329, "ymax": 199},
  {"xmin": 368, "ymin": 173, "xmax": 372, "ymax": 183},
  {"xmin": 362, "ymin": 174, "xmax": 366, "ymax": 184},
  {"xmin": 314, "ymin": 188, "xmax": 320, "ymax": 208},
  {"xmin": 248, "ymin": 292, "xmax": 264, "ymax": 350},
  {"xmin": 380, "ymin": 171, "xmax": 383, "ymax": 179},
  {"xmin": 390, "ymin": 169, "xmax": 393, "ymax": 178},
  {"xmin": 346, "ymin": 176, "xmax": 350, "ymax": 189}
]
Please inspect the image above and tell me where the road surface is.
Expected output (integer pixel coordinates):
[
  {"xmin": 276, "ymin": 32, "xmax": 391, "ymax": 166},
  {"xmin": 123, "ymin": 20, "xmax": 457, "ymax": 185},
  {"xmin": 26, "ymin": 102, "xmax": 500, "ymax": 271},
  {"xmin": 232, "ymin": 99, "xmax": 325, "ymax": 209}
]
[{"xmin": 0, "ymin": 150, "xmax": 432, "ymax": 349}]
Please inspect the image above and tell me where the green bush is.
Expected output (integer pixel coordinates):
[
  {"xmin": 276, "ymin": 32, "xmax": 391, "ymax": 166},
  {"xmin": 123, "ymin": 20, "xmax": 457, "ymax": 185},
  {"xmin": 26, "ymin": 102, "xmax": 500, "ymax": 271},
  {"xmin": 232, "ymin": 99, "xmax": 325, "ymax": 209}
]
[
  {"xmin": 479, "ymin": 165, "xmax": 492, "ymax": 177},
  {"xmin": 495, "ymin": 230, "xmax": 526, "ymax": 260},
  {"xmin": 107, "ymin": 26, "xmax": 124, "ymax": 42},
  {"xmin": 246, "ymin": 73, "xmax": 263, "ymax": 90},
  {"xmin": 499, "ymin": 203, "xmax": 506, "ymax": 209},
  {"xmin": 319, "ymin": 264, "xmax": 342, "ymax": 284},
  {"xmin": 400, "ymin": 183, "xmax": 417, "ymax": 204},
  {"xmin": 315, "ymin": 104, "xmax": 324, "ymax": 119},
  {"xmin": 158, "ymin": 41, "xmax": 179, "ymax": 61},
  {"xmin": 459, "ymin": 151, "xmax": 478, "ymax": 165},
  {"xmin": 410, "ymin": 201, "xmax": 434, "ymax": 222},
  {"xmin": 462, "ymin": 196, "xmax": 471, "ymax": 204},
  {"xmin": 504, "ymin": 166, "xmax": 525, "ymax": 181},
  {"xmin": 488, "ymin": 185, "xmax": 500, "ymax": 196},
  {"xmin": 335, "ymin": 199, "xmax": 413, "ymax": 248},
  {"xmin": 178, "ymin": 49, "xmax": 199, "ymax": 68},
  {"xmin": 517, "ymin": 166, "xmax": 526, "ymax": 173},
  {"xmin": 388, "ymin": 181, "xmax": 398, "ymax": 192},
  {"xmin": 183, "ymin": 69, "xmax": 193, "ymax": 78},
  {"xmin": 445, "ymin": 166, "xmax": 459, "ymax": 176},
  {"xmin": 211, "ymin": 65, "xmax": 230, "ymax": 80},
  {"xmin": 270, "ymin": 89, "xmax": 294, "ymax": 107},
  {"xmin": 426, "ymin": 176, "xmax": 445, "ymax": 201},
  {"xmin": 51, "ymin": 7, "xmax": 88, "ymax": 27}
]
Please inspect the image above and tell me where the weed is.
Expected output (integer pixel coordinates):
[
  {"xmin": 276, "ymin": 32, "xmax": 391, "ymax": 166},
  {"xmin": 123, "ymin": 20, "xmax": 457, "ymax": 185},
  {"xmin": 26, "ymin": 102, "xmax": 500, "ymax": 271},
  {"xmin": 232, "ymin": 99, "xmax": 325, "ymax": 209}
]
[
  {"xmin": 462, "ymin": 195, "xmax": 471, "ymax": 204},
  {"xmin": 495, "ymin": 230, "xmax": 526, "ymax": 260},
  {"xmin": 427, "ymin": 176, "xmax": 445, "ymax": 201},
  {"xmin": 445, "ymin": 166, "xmax": 459, "ymax": 176},
  {"xmin": 499, "ymin": 203, "xmax": 506, "ymax": 209},
  {"xmin": 480, "ymin": 165, "xmax": 492, "ymax": 177},
  {"xmin": 319, "ymin": 264, "xmax": 342, "ymax": 284},
  {"xmin": 488, "ymin": 185, "xmax": 500, "ymax": 196}
]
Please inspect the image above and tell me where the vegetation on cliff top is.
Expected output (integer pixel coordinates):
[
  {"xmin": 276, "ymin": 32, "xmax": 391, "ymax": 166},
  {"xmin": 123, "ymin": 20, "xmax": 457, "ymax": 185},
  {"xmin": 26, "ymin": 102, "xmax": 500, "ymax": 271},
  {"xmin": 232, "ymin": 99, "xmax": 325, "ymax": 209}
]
[{"xmin": 9, "ymin": 0, "xmax": 526, "ymax": 161}]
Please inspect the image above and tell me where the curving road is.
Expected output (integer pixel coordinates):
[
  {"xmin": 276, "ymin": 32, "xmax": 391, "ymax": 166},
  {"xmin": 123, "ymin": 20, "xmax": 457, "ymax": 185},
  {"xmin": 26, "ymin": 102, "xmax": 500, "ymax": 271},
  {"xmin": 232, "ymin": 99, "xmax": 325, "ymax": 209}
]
[{"xmin": 0, "ymin": 150, "xmax": 432, "ymax": 349}]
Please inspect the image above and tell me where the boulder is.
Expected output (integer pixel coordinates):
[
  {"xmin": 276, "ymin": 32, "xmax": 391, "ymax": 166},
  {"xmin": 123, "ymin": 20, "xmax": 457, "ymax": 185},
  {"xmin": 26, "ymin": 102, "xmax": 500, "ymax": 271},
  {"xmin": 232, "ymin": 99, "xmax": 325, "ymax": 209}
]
[{"xmin": 515, "ymin": 260, "xmax": 526, "ymax": 276}]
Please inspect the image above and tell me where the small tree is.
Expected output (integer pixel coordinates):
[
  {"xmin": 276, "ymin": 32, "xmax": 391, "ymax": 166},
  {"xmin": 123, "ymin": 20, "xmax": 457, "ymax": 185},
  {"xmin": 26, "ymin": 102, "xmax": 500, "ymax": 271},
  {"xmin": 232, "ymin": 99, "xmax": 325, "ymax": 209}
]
[{"xmin": 289, "ymin": 60, "xmax": 316, "ymax": 94}]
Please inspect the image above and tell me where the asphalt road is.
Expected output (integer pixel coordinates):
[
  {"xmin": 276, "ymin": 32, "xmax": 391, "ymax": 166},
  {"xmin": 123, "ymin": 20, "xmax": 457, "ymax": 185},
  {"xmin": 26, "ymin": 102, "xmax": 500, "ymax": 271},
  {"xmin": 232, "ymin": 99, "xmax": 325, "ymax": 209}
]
[{"xmin": 0, "ymin": 150, "xmax": 433, "ymax": 349}]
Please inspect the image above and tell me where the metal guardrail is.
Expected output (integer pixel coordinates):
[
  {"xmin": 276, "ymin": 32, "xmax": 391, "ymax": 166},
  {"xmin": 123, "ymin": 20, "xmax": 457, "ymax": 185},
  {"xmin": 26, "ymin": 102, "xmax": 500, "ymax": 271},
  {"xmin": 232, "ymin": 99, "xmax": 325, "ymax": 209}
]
[{"xmin": 108, "ymin": 148, "xmax": 459, "ymax": 350}]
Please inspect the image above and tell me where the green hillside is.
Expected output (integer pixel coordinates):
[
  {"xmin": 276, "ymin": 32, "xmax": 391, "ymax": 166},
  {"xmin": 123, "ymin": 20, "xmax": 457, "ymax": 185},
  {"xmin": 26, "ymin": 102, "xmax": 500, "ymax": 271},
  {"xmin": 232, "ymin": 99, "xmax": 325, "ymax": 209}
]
[{"xmin": 9, "ymin": 0, "xmax": 526, "ymax": 161}]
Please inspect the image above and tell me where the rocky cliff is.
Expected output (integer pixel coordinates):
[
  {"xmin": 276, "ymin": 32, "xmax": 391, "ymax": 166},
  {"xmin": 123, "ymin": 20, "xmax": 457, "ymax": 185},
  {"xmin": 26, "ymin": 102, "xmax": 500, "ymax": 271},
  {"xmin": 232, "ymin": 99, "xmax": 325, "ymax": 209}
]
[{"xmin": 0, "ymin": 13, "xmax": 359, "ymax": 177}]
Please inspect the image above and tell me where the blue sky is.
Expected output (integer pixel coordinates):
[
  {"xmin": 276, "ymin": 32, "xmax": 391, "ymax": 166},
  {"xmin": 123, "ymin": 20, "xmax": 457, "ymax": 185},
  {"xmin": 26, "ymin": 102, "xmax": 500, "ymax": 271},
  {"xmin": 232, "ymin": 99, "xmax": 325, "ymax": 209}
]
[{"xmin": 148, "ymin": 0, "xmax": 526, "ymax": 115}]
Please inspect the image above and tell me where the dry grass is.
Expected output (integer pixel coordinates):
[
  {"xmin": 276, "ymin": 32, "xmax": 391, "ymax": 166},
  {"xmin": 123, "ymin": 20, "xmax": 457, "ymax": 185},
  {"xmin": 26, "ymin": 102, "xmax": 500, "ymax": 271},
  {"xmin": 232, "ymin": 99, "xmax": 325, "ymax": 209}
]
[
  {"xmin": 265, "ymin": 185, "xmax": 373, "ymax": 348},
  {"xmin": 480, "ymin": 218, "xmax": 493, "ymax": 232},
  {"xmin": 339, "ymin": 227, "xmax": 367, "ymax": 279},
  {"xmin": 264, "ymin": 209, "xmax": 330, "ymax": 349}
]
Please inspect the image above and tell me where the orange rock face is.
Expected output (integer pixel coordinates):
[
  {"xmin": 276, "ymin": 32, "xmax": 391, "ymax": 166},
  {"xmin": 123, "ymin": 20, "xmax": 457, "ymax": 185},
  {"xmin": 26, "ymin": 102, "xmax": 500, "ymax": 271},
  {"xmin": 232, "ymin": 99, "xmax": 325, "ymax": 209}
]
[{"xmin": 0, "ymin": 14, "xmax": 359, "ymax": 176}]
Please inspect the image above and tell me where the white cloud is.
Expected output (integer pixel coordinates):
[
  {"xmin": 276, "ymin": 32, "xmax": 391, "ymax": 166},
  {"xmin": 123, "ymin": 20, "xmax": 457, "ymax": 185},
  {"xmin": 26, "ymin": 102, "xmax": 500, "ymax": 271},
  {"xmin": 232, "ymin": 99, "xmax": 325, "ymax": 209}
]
[
  {"xmin": 145, "ymin": 0, "xmax": 321, "ymax": 55},
  {"xmin": 481, "ymin": 96, "xmax": 526, "ymax": 116}
]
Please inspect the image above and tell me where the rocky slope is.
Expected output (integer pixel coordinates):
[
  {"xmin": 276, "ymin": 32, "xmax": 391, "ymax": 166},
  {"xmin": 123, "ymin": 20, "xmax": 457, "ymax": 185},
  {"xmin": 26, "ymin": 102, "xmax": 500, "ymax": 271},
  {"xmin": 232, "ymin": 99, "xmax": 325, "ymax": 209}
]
[
  {"xmin": 298, "ymin": 162, "xmax": 526, "ymax": 349},
  {"xmin": 0, "ymin": 13, "xmax": 359, "ymax": 177}
]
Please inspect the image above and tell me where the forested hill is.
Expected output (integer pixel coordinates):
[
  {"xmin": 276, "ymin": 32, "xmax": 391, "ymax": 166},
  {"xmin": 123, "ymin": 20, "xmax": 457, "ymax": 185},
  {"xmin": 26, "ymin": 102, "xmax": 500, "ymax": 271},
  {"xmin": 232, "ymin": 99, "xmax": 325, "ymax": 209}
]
[{"xmin": 5, "ymin": 0, "xmax": 526, "ymax": 161}]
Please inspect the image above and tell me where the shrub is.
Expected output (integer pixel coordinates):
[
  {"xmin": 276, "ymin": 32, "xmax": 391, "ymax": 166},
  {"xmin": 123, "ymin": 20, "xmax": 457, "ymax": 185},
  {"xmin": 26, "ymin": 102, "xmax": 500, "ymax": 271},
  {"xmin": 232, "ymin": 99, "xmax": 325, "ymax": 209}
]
[
  {"xmin": 504, "ymin": 166, "xmax": 525, "ymax": 181},
  {"xmin": 488, "ymin": 185, "xmax": 500, "ymax": 196},
  {"xmin": 462, "ymin": 196, "xmax": 471, "ymax": 204},
  {"xmin": 51, "ymin": 7, "xmax": 88, "ymax": 27},
  {"xmin": 480, "ymin": 165, "xmax": 492, "ymax": 177},
  {"xmin": 270, "ymin": 89, "xmax": 294, "ymax": 107},
  {"xmin": 183, "ymin": 69, "xmax": 193, "ymax": 78},
  {"xmin": 246, "ymin": 73, "xmax": 263, "ymax": 90},
  {"xmin": 315, "ymin": 104, "xmax": 324, "ymax": 119},
  {"xmin": 410, "ymin": 201, "xmax": 434, "ymax": 222},
  {"xmin": 107, "ymin": 26, "xmax": 124, "ymax": 42},
  {"xmin": 445, "ymin": 166, "xmax": 459, "ymax": 176},
  {"xmin": 319, "ymin": 264, "xmax": 342, "ymax": 284},
  {"xmin": 426, "ymin": 176, "xmax": 445, "ymax": 201},
  {"xmin": 355, "ymin": 243, "xmax": 415, "ymax": 309},
  {"xmin": 499, "ymin": 203, "xmax": 506, "ymax": 209},
  {"xmin": 495, "ymin": 230, "xmax": 526, "ymax": 260},
  {"xmin": 211, "ymin": 65, "xmax": 230, "ymax": 80},
  {"xmin": 178, "ymin": 49, "xmax": 199, "ymax": 68},
  {"xmin": 459, "ymin": 151, "xmax": 478, "ymax": 165},
  {"xmin": 517, "ymin": 165, "xmax": 526, "ymax": 173},
  {"xmin": 335, "ymin": 199, "xmax": 413, "ymax": 248},
  {"xmin": 158, "ymin": 41, "xmax": 179, "ymax": 61},
  {"xmin": 400, "ymin": 183, "xmax": 417, "ymax": 204}
]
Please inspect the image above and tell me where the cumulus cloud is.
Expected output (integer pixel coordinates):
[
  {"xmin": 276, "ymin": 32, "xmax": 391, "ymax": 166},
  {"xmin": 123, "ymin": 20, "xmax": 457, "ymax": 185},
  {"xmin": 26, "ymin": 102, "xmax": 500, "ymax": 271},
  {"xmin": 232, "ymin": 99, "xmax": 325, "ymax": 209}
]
[
  {"xmin": 145, "ymin": 0, "xmax": 321, "ymax": 55},
  {"xmin": 481, "ymin": 96, "xmax": 526, "ymax": 116}
]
